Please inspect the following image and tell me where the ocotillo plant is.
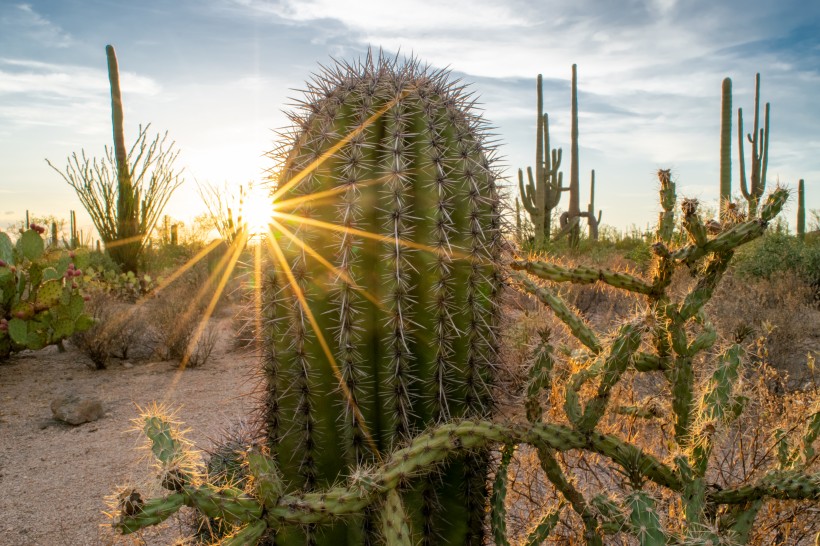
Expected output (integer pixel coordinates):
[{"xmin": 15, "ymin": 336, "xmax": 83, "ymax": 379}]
[
  {"xmin": 720, "ymin": 77, "xmax": 733, "ymax": 220},
  {"xmin": 555, "ymin": 64, "xmax": 600, "ymax": 247},
  {"xmin": 261, "ymin": 51, "xmax": 503, "ymax": 546},
  {"xmin": 518, "ymin": 74, "xmax": 566, "ymax": 246},
  {"xmin": 47, "ymin": 45, "xmax": 182, "ymax": 273},
  {"xmin": 738, "ymin": 73, "xmax": 770, "ymax": 218},
  {"xmin": 797, "ymin": 178, "xmax": 806, "ymax": 240}
]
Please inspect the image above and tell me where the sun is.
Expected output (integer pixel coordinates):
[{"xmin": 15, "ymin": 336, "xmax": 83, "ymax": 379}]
[{"xmin": 240, "ymin": 183, "xmax": 274, "ymax": 240}]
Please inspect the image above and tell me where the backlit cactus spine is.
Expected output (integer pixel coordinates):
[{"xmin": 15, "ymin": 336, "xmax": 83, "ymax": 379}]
[{"xmin": 264, "ymin": 51, "xmax": 503, "ymax": 546}]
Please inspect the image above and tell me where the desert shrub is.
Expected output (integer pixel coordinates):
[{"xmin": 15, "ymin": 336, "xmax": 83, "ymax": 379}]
[
  {"xmin": 84, "ymin": 267, "xmax": 156, "ymax": 303},
  {"xmin": 708, "ymin": 270, "xmax": 820, "ymax": 388},
  {"xmin": 85, "ymin": 249, "xmax": 121, "ymax": 275},
  {"xmin": 70, "ymin": 289, "xmax": 148, "ymax": 368},
  {"xmin": 70, "ymin": 291, "xmax": 118, "ymax": 369},
  {"xmin": 145, "ymin": 270, "xmax": 219, "ymax": 368},
  {"xmin": 733, "ymin": 231, "xmax": 820, "ymax": 291}
]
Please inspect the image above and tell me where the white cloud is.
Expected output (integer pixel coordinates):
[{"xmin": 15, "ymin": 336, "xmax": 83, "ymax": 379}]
[
  {"xmin": 235, "ymin": 0, "xmax": 531, "ymax": 32},
  {"xmin": 0, "ymin": 58, "xmax": 161, "ymax": 97}
]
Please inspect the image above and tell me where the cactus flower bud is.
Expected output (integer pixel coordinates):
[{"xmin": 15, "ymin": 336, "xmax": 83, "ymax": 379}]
[
  {"xmin": 69, "ymin": 251, "xmax": 76, "ymax": 259},
  {"xmin": 0, "ymin": 259, "xmax": 6, "ymax": 268}
]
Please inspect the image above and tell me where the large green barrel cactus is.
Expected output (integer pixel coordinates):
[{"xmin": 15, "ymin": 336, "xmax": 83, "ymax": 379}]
[{"xmin": 263, "ymin": 52, "xmax": 503, "ymax": 545}]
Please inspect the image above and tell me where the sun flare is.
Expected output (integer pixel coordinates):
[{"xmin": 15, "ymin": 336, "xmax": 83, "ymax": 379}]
[{"xmin": 240, "ymin": 183, "xmax": 274, "ymax": 239}]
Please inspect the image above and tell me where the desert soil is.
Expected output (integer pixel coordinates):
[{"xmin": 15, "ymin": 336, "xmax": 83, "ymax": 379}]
[{"xmin": 0, "ymin": 314, "xmax": 258, "ymax": 546}]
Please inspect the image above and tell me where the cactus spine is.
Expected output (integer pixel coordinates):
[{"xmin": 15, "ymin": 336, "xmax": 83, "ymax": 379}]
[
  {"xmin": 518, "ymin": 74, "xmax": 565, "ymax": 246},
  {"xmin": 738, "ymin": 73, "xmax": 770, "ymax": 218},
  {"xmin": 720, "ymin": 77, "xmax": 733, "ymax": 220},
  {"xmin": 797, "ymin": 178, "xmax": 805, "ymax": 240},
  {"xmin": 264, "ymin": 51, "xmax": 502, "ymax": 546}
]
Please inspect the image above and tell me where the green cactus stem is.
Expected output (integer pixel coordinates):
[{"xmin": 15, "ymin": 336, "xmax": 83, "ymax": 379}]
[
  {"xmin": 106, "ymin": 45, "xmax": 140, "ymax": 273},
  {"xmin": 523, "ymin": 507, "xmax": 561, "ymax": 546},
  {"xmin": 626, "ymin": 491, "xmax": 667, "ymax": 545},
  {"xmin": 738, "ymin": 73, "xmax": 770, "ymax": 218},
  {"xmin": 565, "ymin": 64, "xmax": 581, "ymax": 247},
  {"xmin": 116, "ymin": 414, "xmax": 689, "ymax": 533},
  {"xmin": 657, "ymin": 169, "xmax": 676, "ymax": 244},
  {"xmin": 586, "ymin": 169, "xmax": 601, "ymax": 240},
  {"xmin": 380, "ymin": 490, "xmax": 413, "ymax": 546},
  {"xmin": 490, "ymin": 444, "xmax": 513, "ymax": 546},
  {"xmin": 511, "ymin": 271, "xmax": 602, "ymax": 354},
  {"xmin": 511, "ymin": 258, "xmax": 654, "ymax": 295},
  {"xmin": 720, "ymin": 77, "xmax": 733, "ymax": 220},
  {"xmin": 797, "ymin": 178, "xmax": 806, "ymax": 240},
  {"xmin": 524, "ymin": 328, "xmax": 554, "ymax": 423}
]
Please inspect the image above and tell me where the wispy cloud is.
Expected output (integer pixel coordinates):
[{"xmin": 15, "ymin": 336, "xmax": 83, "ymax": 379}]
[
  {"xmin": 0, "ymin": 58, "xmax": 161, "ymax": 130},
  {"xmin": 234, "ymin": 0, "xmax": 531, "ymax": 32},
  {"xmin": 0, "ymin": 58, "xmax": 161, "ymax": 97},
  {"xmin": 1, "ymin": 3, "xmax": 73, "ymax": 48}
]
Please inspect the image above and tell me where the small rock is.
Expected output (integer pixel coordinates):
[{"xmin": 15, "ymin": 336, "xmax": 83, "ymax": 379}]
[
  {"xmin": 50, "ymin": 394, "xmax": 104, "ymax": 425},
  {"xmin": 122, "ymin": 362, "xmax": 134, "ymax": 369}
]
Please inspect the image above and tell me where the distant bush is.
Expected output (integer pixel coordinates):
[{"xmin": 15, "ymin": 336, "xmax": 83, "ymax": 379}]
[{"xmin": 732, "ymin": 231, "xmax": 820, "ymax": 291}]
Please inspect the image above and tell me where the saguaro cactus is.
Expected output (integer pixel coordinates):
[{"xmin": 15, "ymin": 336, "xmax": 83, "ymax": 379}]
[
  {"xmin": 720, "ymin": 77, "xmax": 733, "ymax": 220},
  {"xmin": 797, "ymin": 178, "xmax": 806, "ymax": 240},
  {"xmin": 555, "ymin": 64, "xmax": 600, "ymax": 247},
  {"xmin": 518, "ymin": 74, "xmax": 566, "ymax": 246},
  {"xmin": 263, "ymin": 51, "xmax": 503, "ymax": 546},
  {"xmin": 586, "ymin": 169, "xmax": 601, "ymax": 241},
  {"xmin": 738, "ymin": 73, "xmax": 770, "ymax": 218}
]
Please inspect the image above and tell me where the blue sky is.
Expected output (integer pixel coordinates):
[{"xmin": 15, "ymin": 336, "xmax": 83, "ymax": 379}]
[{"xmin": 1, "ymin": 0, "xmax": 818, "ymax": 237}]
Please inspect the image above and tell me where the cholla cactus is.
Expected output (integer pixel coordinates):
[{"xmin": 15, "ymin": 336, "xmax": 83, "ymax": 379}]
[{"xmin": 511, "ymin": 174, "xmax": 819, "ymax": 544}]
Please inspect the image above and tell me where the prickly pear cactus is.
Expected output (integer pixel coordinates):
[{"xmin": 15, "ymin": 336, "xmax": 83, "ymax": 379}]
[
  {"xmin": 264, "ymin": 51, "xmax": 503, "ymax": 545},
  {"xmin": 0, "ymin": 228, "xmax": 93, "ymax": 359}
]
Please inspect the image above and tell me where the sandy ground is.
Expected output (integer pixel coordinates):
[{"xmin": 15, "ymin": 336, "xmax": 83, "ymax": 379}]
[{"xmin": 0, "ymin": 315, "xmax": 259, "ymax": 546}]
